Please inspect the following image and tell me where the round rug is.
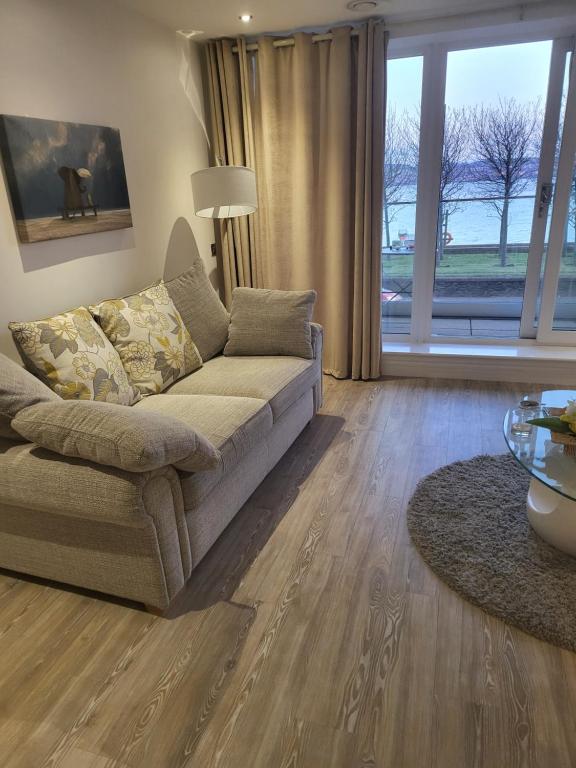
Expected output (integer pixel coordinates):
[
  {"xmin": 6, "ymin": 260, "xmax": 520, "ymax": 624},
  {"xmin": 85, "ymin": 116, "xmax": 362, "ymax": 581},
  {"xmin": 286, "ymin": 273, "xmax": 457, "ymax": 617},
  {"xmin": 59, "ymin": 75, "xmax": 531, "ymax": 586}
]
[{"xmin": 407, "ymin": 453, "xmax": 576, "ymax": 651}]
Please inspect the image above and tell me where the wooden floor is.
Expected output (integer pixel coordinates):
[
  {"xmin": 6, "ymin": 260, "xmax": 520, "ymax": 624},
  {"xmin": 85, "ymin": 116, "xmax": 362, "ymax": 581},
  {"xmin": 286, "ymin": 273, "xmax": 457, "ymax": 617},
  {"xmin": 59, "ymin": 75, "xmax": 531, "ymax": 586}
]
[{"xmin": 2, "ymin": 377, "xmax": 576, "ymax": 768}]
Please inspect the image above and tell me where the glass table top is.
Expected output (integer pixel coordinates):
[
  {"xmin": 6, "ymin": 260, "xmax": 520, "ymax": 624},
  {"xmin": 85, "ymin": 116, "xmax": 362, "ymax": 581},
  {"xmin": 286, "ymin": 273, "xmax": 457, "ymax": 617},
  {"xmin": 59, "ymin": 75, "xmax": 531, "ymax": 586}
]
[{"xmin": 503, "ymin": 390, "xmax": 576, "ymax": 503}]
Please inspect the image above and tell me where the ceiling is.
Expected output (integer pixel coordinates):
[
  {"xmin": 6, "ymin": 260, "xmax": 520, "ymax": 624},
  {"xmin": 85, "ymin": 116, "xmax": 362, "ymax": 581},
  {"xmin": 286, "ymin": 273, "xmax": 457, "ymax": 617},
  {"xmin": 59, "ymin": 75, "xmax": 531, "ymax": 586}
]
[{"xmin": 116, "ymin": 0, "xmax": 548, "ymax": 39}]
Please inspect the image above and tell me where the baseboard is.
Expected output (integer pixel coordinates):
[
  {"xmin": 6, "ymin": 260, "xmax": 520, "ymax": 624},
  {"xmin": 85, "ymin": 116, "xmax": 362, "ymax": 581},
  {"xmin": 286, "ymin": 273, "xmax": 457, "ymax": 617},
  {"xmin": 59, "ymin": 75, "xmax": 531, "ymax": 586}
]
[{"xmin": 381, "ymin": 344, "xmax": 576, "ymax": 385}]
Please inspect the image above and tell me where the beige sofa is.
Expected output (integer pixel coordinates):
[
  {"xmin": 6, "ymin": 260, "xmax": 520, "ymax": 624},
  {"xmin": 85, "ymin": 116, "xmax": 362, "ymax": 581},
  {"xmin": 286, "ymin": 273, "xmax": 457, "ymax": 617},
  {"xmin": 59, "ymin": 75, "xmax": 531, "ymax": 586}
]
[{"xmin": 0, "ymin": 311, "xmax": 322, "ymax": 612}]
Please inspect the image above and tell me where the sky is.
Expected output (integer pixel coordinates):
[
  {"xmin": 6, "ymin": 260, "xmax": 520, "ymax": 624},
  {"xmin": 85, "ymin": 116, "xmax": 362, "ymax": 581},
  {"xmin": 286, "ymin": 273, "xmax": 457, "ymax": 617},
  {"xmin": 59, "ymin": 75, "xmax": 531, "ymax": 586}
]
[{"xmin": 388, "ymin": 40, "xmax": 554, "ymax": 114}]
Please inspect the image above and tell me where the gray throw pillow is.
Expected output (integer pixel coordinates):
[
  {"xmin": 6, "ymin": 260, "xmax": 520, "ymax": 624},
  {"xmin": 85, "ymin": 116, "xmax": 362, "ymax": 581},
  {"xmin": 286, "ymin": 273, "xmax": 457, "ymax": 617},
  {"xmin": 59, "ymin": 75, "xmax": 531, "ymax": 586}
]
[
  {"xmin": 165, "ymin": 263, "xmax": 230, "ymax": 362},
  {"xmin": 12, "ymin": 400, "xmax": 221, "ymax": 473},
  {"xmin": 224, "ymin": 288, "xmax": 316, "ymax": 359},
  {"xmin": 0, "ymin": 352, "xmax": 59, "ymax": 441}
]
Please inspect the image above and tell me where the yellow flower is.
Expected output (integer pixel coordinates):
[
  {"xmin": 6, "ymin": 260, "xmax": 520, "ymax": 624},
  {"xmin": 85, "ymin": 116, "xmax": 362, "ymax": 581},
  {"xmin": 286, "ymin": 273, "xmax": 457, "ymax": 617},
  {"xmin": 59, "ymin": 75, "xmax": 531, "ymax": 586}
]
[
  {"xmin": 55, "ymin": 380, "xmax": 92, "ymax": 400},
  {"xmin": 106, "ymin": 356, "xmax": 122, "ymax": 380},
  {"xmin": 560, "ymin": 413, "xmax": 576, "ymax": 435},
  {"xmin": 133, "ymin": 309, "xmax": 170, "ymax": 335},
  {"xmin": 145, "ymin": 284, "xmax": 171, "ymax": 305},
  {"xmin": 123, "ymin": 341, "xmax": 156, "ymax": 379},
  {"xmin": 73, "ymin": 352, "xmax": 97, "ymax": 380},
  {"xmin": 48, "ymin": 318, "xmax": 78, "ymax": 342},
  {"xmin": 163, "ymin": 345, "xmax": 184, "ymax": 370}
]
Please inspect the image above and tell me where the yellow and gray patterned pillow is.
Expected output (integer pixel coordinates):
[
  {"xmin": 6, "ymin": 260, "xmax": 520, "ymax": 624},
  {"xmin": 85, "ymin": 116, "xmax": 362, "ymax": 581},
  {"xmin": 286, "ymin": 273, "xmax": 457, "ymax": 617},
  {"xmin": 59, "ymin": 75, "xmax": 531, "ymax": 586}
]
[
  {"xmin": 9, "ymin": 307, "xmax": 140, "ymax": 405},
  {"xmin": 90, "ymin": 283, "xmax": 202, "ymax": 397}
]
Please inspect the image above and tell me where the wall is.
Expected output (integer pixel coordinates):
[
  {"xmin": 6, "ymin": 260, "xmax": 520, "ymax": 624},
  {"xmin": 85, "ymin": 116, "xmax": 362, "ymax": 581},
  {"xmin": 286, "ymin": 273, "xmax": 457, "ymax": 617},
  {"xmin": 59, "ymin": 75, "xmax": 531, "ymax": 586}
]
[{"xmin": 0, "ymin": 0, "xmax": 215, "ymax": 359}]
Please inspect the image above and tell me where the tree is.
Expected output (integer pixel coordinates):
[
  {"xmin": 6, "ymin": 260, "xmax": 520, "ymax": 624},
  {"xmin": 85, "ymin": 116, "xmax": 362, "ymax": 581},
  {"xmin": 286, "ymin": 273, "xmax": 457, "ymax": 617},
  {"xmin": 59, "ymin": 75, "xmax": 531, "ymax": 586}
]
[
  {"xmin": 383, "ymin": 108, "xmax": 412, "ymax": 254},
  {"xmin": 405, "ymin": 107, "xmax": 469, "ymax": 262},
  {"xmin": 437, "ymin": 108, "xmax": 469, "ymax": 261},
  {"xmin": 469, "ymin": 98, "xmax": 542, "ymax": 267}
]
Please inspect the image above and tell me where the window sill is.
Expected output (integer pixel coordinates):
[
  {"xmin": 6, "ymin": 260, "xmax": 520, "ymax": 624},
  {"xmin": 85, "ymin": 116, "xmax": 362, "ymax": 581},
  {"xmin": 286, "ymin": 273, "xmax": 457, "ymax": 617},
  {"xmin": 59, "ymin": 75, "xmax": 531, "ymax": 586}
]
[{"xmin": 381, "ymin": 341, "xmax": 576, "ymax": 384}]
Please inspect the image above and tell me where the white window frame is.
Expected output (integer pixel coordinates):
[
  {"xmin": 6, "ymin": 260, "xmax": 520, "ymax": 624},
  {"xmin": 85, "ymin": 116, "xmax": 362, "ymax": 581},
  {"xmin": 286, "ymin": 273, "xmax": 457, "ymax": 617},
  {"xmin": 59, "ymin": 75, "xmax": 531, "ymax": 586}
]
[
  {"xmin": 382, "ymin": 29, "xmax": 576, "ymax": 347},
  {"xmin": 520, "ymin": 37, "xmax": 574, "ymax": 339},
  {"xmin": 537, "ymin": 46, "xmax": 576, "ymax": 344}
]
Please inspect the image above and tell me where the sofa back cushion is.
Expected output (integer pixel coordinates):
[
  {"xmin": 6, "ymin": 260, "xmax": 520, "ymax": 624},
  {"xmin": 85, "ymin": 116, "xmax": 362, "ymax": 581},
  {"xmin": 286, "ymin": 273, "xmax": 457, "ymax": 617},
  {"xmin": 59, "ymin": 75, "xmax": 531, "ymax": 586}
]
[
  {"xmin": 224, "ymin": 288, "xmax": 316, "ymax": 359},
  {"xmin": 12, "ymin": 399, "xmax": 220, "ymax": 473},
  {"xmin": 90, "ymin": 283, "xmax": 202, "ymax": 397},
  {"xmin": 165, "ymin": 264, "xmax": 230, "ymax": 362},
  {"xmin": 9, "ymin": 307, "xmax": 140, "ymax": 405},
  {"xmin": 0, "ymin": 352, "xmax": 59, "ymax": 441}
]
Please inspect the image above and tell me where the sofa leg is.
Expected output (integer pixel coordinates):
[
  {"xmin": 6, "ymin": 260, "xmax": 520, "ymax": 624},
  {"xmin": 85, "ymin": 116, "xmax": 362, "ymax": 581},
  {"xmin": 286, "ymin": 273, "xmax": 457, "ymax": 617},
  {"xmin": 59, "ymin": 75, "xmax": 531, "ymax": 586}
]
[{"xmin": 145, "ymin": 603, "xmax": 167, "ymax": 617}]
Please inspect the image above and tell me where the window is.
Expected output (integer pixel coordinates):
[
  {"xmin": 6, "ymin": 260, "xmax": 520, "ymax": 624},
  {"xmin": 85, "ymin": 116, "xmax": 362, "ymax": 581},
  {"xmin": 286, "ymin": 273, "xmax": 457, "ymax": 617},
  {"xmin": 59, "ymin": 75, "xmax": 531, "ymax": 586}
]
[
  {"xmin": 381, "ymin": 56, "xmax": 423, "ymax": 335},
  {"xmin": 382, "ymin": 36, "xmax": 576, "ymax": 348}
]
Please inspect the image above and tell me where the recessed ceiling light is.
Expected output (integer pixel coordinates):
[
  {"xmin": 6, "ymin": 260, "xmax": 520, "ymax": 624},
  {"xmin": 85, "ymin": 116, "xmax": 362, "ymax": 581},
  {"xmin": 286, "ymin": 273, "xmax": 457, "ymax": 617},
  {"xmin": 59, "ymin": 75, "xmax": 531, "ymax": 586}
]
[
  {"xmin": 346, "ymin": 0, "xmax": 380, "ymax": 11},
  {"xmin": 239, "ymin": 13, "xmax": 253, "ymax": 22},
  {"xmin": 177, "ymin": 29, "xmax": 204, "ymax": 38}
]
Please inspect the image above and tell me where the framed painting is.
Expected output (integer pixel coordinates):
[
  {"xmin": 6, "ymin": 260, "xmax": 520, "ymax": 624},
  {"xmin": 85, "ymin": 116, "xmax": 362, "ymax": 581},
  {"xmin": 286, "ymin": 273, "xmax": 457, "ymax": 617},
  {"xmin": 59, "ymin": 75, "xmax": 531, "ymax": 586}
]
[{"xmin": 0, "ymin": 115, "xmax": 132, "ymax": 243}]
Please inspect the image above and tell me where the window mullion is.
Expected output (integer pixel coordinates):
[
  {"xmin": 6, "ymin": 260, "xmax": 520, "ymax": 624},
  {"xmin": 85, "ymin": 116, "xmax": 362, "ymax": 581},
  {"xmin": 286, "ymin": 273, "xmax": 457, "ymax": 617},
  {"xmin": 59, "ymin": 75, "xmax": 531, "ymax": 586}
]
[{"xmin": 411, "ymin": 45, "xmax": 447, "ymax": 342}]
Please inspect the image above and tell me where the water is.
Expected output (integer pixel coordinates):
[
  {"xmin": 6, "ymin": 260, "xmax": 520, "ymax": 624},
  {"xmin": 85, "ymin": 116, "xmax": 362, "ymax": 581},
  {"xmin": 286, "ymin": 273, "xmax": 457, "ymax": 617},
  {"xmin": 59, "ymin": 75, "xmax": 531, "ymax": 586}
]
[{"xmin": 384, "ymin": 181, "xmax": 538, "ymax": 247}]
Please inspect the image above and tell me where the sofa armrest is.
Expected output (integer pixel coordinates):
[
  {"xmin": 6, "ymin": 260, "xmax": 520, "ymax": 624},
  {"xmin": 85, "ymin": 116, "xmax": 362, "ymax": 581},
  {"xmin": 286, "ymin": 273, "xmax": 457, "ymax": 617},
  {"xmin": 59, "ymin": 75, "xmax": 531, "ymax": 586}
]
[
  {"xmin": 0, "ymin": 439, "xmax": 192, "ymax": 605},
  {"xmin": 0, "ymin": 440, "xmax": 164, "ymax": 525},
  {"xmin": 310, "ymin": 323, "xmax": 323, "ymax": 411},
  {"xmin": 311, "ymin": 323, "xmax": 323, "ymax": 361}
]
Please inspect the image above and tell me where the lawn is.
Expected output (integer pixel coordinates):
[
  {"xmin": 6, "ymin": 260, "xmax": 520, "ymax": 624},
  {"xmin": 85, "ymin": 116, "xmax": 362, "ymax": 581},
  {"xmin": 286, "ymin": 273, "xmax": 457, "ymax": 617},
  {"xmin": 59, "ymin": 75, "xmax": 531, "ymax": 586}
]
[{"xmin": 382, "ymin": 250, "xmax": 576, "ymax": 278}]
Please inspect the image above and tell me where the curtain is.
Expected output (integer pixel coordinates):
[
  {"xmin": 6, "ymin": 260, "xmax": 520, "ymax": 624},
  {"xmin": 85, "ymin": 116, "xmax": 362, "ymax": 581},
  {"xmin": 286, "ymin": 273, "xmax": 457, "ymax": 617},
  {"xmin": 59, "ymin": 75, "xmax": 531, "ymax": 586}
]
[
  {"xmin": 205, "ymin": 38, "xmax": 260, "ymax": 306},
  {"xmin": 204, "ymin": 21, "xmax": 387, "ymax": 379}
]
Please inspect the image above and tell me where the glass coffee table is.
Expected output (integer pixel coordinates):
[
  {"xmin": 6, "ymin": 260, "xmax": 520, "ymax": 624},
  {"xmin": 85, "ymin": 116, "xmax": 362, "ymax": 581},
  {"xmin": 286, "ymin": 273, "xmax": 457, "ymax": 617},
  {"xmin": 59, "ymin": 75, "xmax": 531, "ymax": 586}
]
[{"xmin": 504, "ymin": 389, "xmax": 576, "ymax": 556}]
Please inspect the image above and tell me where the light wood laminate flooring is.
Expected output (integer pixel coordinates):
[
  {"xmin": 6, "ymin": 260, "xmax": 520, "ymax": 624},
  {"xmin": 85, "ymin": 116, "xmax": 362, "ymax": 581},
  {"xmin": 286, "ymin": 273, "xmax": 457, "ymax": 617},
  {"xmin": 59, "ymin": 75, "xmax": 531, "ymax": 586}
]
[{"xmin": 1, "ymin": 377, "xmax": 574, "ymax": 768}]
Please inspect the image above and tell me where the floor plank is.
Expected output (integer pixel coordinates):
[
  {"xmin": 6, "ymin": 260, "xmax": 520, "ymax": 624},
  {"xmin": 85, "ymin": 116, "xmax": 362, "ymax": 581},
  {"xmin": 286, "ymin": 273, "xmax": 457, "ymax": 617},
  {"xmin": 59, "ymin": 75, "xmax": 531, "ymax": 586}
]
[{"xmin": 0, "ymin": 376, "xmax": 573, "ymax": 767}]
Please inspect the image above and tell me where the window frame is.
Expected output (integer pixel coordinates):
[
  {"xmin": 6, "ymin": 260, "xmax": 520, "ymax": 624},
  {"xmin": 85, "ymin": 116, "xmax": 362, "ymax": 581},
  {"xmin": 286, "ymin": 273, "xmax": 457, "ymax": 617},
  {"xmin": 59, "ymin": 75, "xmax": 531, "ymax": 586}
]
[{"xmin": 382, "ymin": 30, "xmax": 576, "ymax": 347}]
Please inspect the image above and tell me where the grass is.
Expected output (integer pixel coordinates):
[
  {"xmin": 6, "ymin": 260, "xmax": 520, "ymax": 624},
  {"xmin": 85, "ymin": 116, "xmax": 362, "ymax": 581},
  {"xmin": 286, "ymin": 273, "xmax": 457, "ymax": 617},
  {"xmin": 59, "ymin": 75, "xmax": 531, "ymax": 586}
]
[{"xmin": 383, "ymin": 251, "xmax": 576, "ymax": 278}]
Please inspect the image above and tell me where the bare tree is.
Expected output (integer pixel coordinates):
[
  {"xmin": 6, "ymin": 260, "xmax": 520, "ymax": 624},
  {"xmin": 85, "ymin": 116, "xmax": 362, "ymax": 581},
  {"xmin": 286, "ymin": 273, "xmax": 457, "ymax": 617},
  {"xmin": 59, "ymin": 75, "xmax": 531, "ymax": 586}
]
[
  {"xmin": 383, "ymin": 108, "xmax": 413, "ymax": 254},
  {"xmin": 437, "ymin": 108, "xmax": 469, "ymax": 261},
  {"xmin": 405, "ymin": 107, "xmax": 469, "ymax": 262},
  {"xmin": 469, "ymin": 98, "xmax": 542, "ymax": 266}
]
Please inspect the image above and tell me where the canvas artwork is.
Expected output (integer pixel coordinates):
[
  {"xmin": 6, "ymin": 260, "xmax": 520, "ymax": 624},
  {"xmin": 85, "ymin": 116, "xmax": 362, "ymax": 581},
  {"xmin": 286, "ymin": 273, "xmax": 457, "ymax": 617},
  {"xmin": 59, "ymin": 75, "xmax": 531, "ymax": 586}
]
[{"xmin": 0, "ymin": 115, "xmax": 132, "ymax": 243}]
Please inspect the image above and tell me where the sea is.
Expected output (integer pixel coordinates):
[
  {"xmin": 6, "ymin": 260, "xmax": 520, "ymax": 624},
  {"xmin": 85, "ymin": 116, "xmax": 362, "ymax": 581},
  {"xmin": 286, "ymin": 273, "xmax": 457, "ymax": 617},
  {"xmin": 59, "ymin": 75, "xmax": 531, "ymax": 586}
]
[{"xmin": 385, "ymin": 181, "xmax": 541, "ymax": 247}]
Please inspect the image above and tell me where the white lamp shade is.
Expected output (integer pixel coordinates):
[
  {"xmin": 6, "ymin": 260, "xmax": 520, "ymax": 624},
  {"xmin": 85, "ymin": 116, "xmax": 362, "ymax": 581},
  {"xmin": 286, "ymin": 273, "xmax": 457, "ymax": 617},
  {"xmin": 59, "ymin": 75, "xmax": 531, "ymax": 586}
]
[{"xmin": 191, "ymin": 165, "xmax": 257, "ymax": 218}]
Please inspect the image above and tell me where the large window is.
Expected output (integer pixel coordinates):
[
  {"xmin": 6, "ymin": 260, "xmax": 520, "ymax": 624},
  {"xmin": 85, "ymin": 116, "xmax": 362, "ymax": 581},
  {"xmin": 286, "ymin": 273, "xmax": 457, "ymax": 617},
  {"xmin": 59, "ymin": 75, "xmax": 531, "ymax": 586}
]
[
  {"xmin": 381, "ymin": 56, "xmax": 422, "ymax": 335},
  {"xmin": 382, "ymin": 36, "xmax": 576, "ymax": 346},
  {"xmin": 432, "ymin": 41, "xmax": 551, "ymax": 339}
]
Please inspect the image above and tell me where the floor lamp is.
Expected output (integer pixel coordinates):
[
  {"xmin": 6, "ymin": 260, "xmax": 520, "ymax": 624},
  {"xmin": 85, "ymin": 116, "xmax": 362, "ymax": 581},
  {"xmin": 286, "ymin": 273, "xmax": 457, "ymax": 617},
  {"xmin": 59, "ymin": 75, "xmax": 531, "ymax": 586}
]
[{"xmin": 191, "ymin": 165, "xmax": 257, "ymax": 299}]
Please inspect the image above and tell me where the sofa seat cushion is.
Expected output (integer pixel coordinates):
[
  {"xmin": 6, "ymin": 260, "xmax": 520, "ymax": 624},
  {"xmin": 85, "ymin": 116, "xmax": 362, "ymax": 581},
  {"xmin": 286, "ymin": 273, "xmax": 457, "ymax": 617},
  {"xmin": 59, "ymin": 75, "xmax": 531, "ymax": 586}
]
[
  {"xmin": 166, "ymin": 355, "xmax": 319, "ymax": 421},
  {"xmin": 134, "ymin": 394, "xmax": 273, "ymax": 504}
]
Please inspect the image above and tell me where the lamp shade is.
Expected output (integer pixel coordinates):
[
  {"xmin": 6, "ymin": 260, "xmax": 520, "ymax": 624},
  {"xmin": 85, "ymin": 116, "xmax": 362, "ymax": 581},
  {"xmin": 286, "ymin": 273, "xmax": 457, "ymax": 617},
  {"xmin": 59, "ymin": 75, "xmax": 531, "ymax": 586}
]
[{"xmin": 191, "ymin": 165, "xmax": 257, "ymax": 218}]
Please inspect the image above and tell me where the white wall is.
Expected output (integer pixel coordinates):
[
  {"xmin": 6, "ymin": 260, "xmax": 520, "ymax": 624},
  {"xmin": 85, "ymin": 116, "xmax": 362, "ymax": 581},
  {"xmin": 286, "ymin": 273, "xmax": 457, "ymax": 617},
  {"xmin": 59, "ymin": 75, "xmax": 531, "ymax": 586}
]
[{"xmin": 0, "ymin": 0, "xmax": 215, "ymax": 360}]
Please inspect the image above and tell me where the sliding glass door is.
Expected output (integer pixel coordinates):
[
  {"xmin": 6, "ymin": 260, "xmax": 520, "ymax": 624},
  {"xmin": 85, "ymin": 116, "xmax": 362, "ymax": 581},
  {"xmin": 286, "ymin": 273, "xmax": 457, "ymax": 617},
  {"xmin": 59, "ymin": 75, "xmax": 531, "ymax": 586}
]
[
  {"xmin": 538, "ymin": 47, "xmax": 576, "ymax": 343},
  {"xmin": 381, "ymin": 56, "xmax": 423, "ymax": 335},
  {"xmin": 431, "ymin": 41, "xmax": 552, "ymax": 339},
  {"xmin": 382, "ymin": 35, "xmax": 576, "ymax": 347}
]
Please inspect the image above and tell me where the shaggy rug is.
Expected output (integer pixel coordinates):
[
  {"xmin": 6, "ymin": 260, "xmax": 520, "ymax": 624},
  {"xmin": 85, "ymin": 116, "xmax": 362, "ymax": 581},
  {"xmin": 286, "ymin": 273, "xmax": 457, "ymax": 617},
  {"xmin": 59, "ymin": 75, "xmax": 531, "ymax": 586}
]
[{"xmin": 407, "ymin": 453, "xmax": 576, "ymax": 651}]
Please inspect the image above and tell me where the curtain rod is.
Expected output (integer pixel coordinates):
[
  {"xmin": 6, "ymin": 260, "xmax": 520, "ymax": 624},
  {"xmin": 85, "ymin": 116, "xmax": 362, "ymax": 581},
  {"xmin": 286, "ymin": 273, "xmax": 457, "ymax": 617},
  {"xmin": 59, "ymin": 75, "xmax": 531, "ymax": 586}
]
[
  {"xmin": 232, "ymin": 29, "xmax": 361, "ymax": 53},
  {"xmin": 227, "ymin": 0, "xmax": 555, "ymax": 53}
]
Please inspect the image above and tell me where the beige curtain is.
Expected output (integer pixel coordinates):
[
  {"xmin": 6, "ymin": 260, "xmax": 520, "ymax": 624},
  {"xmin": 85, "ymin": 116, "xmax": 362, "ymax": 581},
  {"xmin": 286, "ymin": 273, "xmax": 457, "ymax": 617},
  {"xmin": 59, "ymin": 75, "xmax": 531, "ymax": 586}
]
[
  {"xmin": 205, "ymin": 38, "xmax": 260, "ymax": 306},
  {"xmin": 205, "ymin": 21, "xmax": 387, "ymax": 379}
]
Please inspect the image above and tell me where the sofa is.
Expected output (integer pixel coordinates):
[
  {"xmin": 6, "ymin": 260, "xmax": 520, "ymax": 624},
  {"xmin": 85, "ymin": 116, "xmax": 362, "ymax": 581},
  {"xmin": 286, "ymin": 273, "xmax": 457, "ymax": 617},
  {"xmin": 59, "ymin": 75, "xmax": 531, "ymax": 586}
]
[{"xmin": 0, "ymin": 271, "xmax": 323, "ymax": 612}]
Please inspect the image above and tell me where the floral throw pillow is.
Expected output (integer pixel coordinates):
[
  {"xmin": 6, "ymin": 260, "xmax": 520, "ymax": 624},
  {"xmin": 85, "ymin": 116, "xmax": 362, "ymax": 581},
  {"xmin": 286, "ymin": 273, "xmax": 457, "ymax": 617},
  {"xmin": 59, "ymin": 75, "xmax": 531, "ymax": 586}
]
[
  {"xmin": 9, "ymin": 307, "xmax": 140, "ymax": 405},
  {"xmin": 90, "ymin": 283, "xmax": 202, "ymax": 397}
]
